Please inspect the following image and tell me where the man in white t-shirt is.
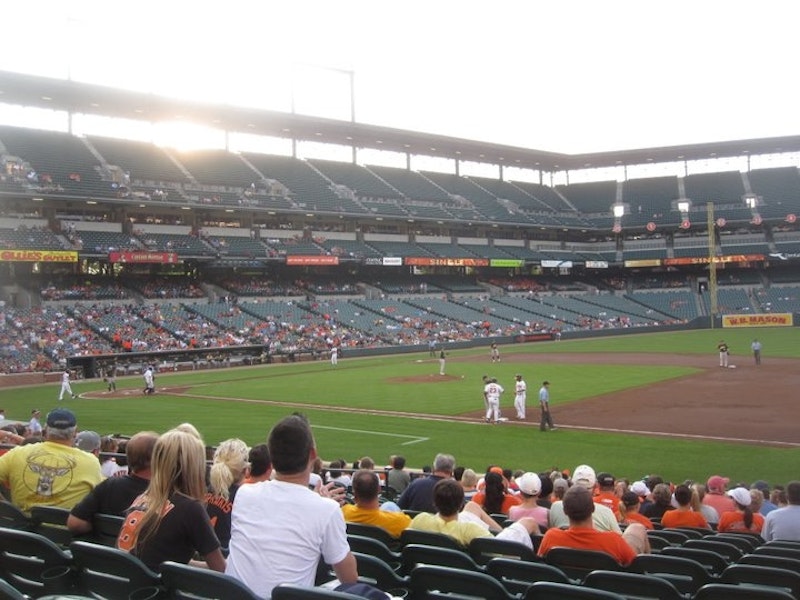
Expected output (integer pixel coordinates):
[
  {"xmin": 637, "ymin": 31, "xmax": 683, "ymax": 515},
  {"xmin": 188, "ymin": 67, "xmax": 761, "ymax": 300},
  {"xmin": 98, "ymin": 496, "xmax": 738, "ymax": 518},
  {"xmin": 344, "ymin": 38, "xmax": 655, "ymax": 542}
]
[
  {"xmin": 484, "ymin": 378, "xmax": 504, "ymax": 423},
  {"xmin": 226, "ymin": 414, "xmax": 357, "ymax": 598}
]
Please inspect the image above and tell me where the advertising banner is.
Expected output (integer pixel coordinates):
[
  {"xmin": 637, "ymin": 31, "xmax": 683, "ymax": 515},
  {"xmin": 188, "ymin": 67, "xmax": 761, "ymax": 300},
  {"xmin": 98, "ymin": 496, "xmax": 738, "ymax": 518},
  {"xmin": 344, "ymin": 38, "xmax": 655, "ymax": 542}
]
[
  {"xmin": 286, "ymin": 255, "xmax": 340, "ymax": 266},
  {"xmin": 489, "ymin": 259, "xmax": 524, "ymax": 268},
  {"xmin": 722, "ymin": 313, "xmax": 793, "ymax": 328},
  {"xmin": 664, "ymin": 254, "xmax": 765, "ymax": 266},
  {"xmin": 108, "ymin": 251, "xmax": 180, "ymax": 264},
  {"xmin": 585, "ymin": 260, "xmax": 609, "ymax": 269},
  {"xmin": 404, "ymin": 257, "xmax": 489, "ymax": 267},
  {"xmin": 0, "ymin": 250, "xmax": 78, "ymax": 262}
]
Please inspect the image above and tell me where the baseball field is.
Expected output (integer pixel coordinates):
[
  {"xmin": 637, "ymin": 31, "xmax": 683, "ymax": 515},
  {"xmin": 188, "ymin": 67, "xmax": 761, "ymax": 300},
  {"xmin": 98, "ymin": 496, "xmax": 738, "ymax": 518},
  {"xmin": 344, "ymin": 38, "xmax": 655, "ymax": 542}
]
[{"xmin": 2, "ymin": 327, "xmax": 798, "ymax": 486}]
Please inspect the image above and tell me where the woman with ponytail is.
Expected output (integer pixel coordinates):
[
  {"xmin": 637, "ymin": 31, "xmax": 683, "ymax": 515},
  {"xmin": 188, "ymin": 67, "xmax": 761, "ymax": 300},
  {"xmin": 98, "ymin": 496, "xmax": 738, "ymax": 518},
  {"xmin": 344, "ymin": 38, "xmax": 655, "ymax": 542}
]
[
  {"xmin": 205, "ymin": 438, "xmax": 250, "ymax": 548},
  {"xmin": 717, "ymin": 486, "xmax": 765, "ymax": 533}
]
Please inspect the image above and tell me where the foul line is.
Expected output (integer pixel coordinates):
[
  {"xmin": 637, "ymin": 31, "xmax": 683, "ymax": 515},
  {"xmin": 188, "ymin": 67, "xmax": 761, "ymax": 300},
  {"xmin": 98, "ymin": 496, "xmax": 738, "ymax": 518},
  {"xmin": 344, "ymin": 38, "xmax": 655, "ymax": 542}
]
[
  {"xmin": 311, "ymin": 424, "xmax": 428, "ymax": 446},
  {"xmin": 563, "ymin": 424, "xmax": 800, "ymax": 448}
]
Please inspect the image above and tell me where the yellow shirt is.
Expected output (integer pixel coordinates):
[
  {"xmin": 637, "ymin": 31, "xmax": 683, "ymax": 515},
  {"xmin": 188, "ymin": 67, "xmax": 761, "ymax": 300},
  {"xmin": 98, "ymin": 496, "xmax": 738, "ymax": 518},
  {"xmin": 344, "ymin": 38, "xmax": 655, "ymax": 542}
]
[
  {"xmin": 341, "ymin": 504, "xmax": 412, "ymax": 538},
  {"xmin": 409, "ymin": 512, "xmax": 492, "ymax": 546},
  {"xmin": 0, "ymin": 440, "xmax": 103, "ymax": 513}
]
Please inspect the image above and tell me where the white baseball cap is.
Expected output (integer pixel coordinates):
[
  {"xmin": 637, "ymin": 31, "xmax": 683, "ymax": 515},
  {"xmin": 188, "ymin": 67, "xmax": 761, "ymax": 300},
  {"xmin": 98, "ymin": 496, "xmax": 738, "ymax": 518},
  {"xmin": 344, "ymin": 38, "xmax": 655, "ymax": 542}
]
[
  {"xmin": 630, "ymin": 481, "xmax": 650, "ymax": 497},
  {"xmin": 727, "ymin": 487, "xmax": 752, "ymax": 507},
  {"xmin": 573, "ymin": 464, "xmax": 596, "ymax": 488},
  {"xmin": 515, "ymin": 472, "xmax": 542, "ymax": 496}
]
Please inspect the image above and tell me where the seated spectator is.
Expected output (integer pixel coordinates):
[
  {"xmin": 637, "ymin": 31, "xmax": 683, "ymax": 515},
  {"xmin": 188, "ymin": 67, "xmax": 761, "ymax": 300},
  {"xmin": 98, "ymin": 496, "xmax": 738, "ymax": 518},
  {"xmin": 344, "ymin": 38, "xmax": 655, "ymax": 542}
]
[
  {"xmin": 225, "ymin": 414, "xmax": 358, "ymax": 598},
  {"xmin": 718, "ymin": 486, "xmax": 764, "ymax": 534},
  {"xmin": 550, "ymin": 465, "xmax": 621, "ymax": 532},
  {"xmin": 242, "ymin": 443, "xmax": 272, "ymax": 484},
  {"xmin": 660, "ymin": 484, "xmax": 710, "ymax": 529},
  {"xmin": 205, "ymin": 438, "xmax": 250, "ymax": 549},
  {"xmin": 620, "ymin": 491, "xmax": 653, "ymax": 530},
  {"xmin": 703, "ymin": 475, "xmax": 735, "ymax": 515},
  {"xmin": 508, "ymin": 472, "xmax": 549, "ymax": 530},
  {"xmin": 762, "ymin": 480, "xmax": 800, "ymax": 542},
  {"xmin": 460, "ymin": 468, "xmax": 479, "ymax": 502},
  {"xmin": 398, "ymin": 453, "xmax": 455, "ymax": 513},
  {"xmin": 68, "ymin": 431, "xmax": 159, "ymax": 533},
  {"xmin": 409, "ymin": 479, "xmax": 538, "ymax": 548},
  {"xmin": 386, "ymin": 455, "xmax": 411, "ymax": 494},
  {"xmin": 99, "ymin": 435, "xmax": 127, "ymax": 478},
  {"xmin": 326, "ymin": 459, "xmax": 352, "ymax": 488},
  {"xmin": 0, "ymin": 408, "xmax": 102, "ymax": 513},
  {"xmin": 472, "ymin": 470, "xmax": 521, "ymax": 515},
  {"xmin": 691, "ymin": 483, "xmax": 720, "ymax": 525},
  {"xmin": 594, "ymin": 472, "xmax": 622, "ymax": 521},
  {"xmin": 117, "ymin": 429, "xmax": 225, "ymax": 572},
  {"xmin": 751, "ymin": 480, "xmax": 778, "ymax": 515},
  {"xmin": 342, "ymin": 470, "xmax": 411, "ymax": 538},
  {"xmin": 75, "ymin": 430, "xmax": 101, "ymax": 458},
  {"xmin": 642, "ymin": 483, "xmax": 674, "ymax": 520},
  {"xmin": 538, "ymin": 485, "xmax": 649, "ymax": 565}
]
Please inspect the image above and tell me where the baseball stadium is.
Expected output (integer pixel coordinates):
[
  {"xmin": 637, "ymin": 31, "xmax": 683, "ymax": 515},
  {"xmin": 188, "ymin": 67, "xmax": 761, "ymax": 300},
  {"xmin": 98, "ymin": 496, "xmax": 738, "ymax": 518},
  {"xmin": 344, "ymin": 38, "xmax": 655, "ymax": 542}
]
[{"xmin": 1, "ymin": 7, "xmax": 800, "ymax": 595}]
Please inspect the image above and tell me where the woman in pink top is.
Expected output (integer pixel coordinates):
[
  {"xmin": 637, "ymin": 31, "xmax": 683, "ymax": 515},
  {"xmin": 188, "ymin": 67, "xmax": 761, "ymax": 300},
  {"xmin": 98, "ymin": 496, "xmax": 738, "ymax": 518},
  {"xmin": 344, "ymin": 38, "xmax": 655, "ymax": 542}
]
[{"xmin": 508, "ymin": 472, "xmax": 549, "ymax": 530}]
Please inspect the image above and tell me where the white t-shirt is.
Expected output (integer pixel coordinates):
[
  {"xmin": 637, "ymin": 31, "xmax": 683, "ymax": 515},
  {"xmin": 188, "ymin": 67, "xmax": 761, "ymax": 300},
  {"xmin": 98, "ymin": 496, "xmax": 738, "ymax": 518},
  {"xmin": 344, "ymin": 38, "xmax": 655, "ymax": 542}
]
[{"xmin": 226, "ymin": 480, "xmax": 350, "ymax": 598}]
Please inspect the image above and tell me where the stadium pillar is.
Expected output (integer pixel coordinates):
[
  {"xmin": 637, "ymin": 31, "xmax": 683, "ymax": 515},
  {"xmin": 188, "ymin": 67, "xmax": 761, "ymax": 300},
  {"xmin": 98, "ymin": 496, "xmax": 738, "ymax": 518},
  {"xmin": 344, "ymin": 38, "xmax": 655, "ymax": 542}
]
[{"xmin": 707, "ymin": 202, "xmax": 718, "ymax": 328}]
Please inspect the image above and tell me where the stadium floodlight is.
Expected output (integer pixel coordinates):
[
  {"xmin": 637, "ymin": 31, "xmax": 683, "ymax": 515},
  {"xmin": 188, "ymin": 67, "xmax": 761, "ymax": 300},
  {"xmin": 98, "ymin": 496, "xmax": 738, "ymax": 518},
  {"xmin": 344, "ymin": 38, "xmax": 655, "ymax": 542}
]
[{"xmin": 612, "ymin": 204, "xmax": 625, "ymax": 218}]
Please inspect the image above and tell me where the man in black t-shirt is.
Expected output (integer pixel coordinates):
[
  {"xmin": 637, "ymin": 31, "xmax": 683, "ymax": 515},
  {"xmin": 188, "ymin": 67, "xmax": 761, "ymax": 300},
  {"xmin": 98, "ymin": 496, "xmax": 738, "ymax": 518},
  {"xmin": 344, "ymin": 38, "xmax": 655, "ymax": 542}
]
[{"xmin": 67, "ymin": 431, "xmax": 159, "ymax": 535}]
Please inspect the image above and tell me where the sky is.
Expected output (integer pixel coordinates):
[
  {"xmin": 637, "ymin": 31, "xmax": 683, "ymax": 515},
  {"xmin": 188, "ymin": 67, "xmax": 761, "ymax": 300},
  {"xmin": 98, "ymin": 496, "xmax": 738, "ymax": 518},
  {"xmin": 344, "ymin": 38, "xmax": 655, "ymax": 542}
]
[{"xmin": 1, "ymin": 0, "xmax": 799, "ymax": 156}]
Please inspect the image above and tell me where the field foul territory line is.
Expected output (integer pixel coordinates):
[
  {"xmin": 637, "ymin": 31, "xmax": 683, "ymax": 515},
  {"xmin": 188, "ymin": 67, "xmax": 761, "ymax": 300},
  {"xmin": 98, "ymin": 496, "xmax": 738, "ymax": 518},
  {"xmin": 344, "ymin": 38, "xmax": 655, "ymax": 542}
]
[{"xmin": 311, "ymin": 424, "xmax": 428, "ymax": 446}]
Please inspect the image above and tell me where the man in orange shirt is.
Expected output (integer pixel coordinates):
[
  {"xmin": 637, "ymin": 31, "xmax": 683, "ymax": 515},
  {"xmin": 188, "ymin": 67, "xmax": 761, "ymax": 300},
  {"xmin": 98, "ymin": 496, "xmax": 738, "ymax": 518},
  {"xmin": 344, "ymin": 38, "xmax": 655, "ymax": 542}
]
[
  {"xmin": 594, "ymin": 472, "xmax": 622, "ymax": 521},
  {"xmin": 538, "ymin": 486, "xmax": 649, "ymax": 565},
  {"xmin": 703, "ymin": 475, "xmax": 735, "ymax": 515},
  {"xmin": 660, "ymin": 484, "xmax": 710, "ymax": 529},
  {"xmin": 620, "ymin": 491, "xmax": 653, "ymax": 530}
]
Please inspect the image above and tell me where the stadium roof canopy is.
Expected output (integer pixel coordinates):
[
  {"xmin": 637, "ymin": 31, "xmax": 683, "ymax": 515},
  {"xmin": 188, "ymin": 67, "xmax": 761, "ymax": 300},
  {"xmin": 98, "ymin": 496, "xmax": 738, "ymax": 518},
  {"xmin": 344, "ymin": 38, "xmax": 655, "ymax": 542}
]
[{"xmin": 2, "ymin": 70, "xmax": 800, "ymax": 173}]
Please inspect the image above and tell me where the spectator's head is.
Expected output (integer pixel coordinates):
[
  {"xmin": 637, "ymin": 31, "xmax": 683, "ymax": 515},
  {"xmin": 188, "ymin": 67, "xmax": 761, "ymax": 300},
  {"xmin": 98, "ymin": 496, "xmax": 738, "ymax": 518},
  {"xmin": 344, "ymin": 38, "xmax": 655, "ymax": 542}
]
[
  {"xmin": 538, "ymin": 473, "xmax": 554, "ymax": 499},
  {"xmin": 630, "ymin": 481, "xmax": 650, "ymax": 499},
  {"xmin": 100, "ymin": 435, "xmax": 119, "ymax": 454},
  {"xmin": 727, "ymin": 487, "xmax": 752, "ymax": 509},
  {"xmin": 652, "ymin": 483, "xmax": 672, "ymax": 506},
  {"xmin": 248, "ymin": 443, "xmax": 272, "ymax": 478},
  {"xmin": 75, "ymin": 430, "xmax": 101, "ymax": 455},
  {"xmin": 44, "ymin": 408, "xmax": 77, "ymax": 443},
  {"xmin": 787, "ymin": 481, "xmax": 800, "ymax": 505},
  {"xmin": 706, "ymin": 475, "xmax": 729, "ymax": 494},
  {"xmin": 749, "ymin": 489, "xmax": 764, "ymax": 512},
  {"xmin": 433, "ymin": 453, "xmax": 455, "ymax": 477},
  {"xmin": 597, "ymin": 472, "xmax": 615, "ymax": 491},
  {"xmin": 352, "ymin": 469, "xmax": 381, "ymax": 505},
  {"xmin": 359, "ymin": 456, "xmax": 375, "ymax": 471},
  {"xmin": 433, "ymin": 479, "xmax": 464, "ymax": 517},
  {"xmin": 674, "ymin": 484, "xmax": 693, "ymax": 507},
  {"xmin": 516, "ymin": 472, "xmax": 542, "ymax": 498},
  {"xmin": 460, "ymin": 468, "xmax": 478, "ymax": 490},
  {"xmin": 269, "ymin": 414, "xmax": 315, "ymax": 476},
  {"xmin": 391, "ymin": 455, "xmax": 406, "ymax": 470},
  {"xmin": 572, "ymin": 464, "xmax": 596, "ymax": 489},
  {"xmin": 751, "ymin": 480, "xmax": 770, "ymax": 499},
  {"xmin": 552, "ymin": 478, "xmax": 569, "ymax": 499},
  {"xmin": 645, "ymin": 475, "xmax": 664, "ymax": 491},
  {"xmin": 563, "ymin": 485, "xmax": 595, "ymax": 522},
  {"xmin": 174, "ymin": 422, "xmax": 203, "ymax": 442},
  {"xmin": 621, "ymin": 491, "xmax": 641, "ymax": 511},
  {"xmin": 209, "ymin": 438, "xmax": 250, "ymax": 498},
  {"xmin": 126, "ymin": 431, "xmax": 159, "ymax": 475}
]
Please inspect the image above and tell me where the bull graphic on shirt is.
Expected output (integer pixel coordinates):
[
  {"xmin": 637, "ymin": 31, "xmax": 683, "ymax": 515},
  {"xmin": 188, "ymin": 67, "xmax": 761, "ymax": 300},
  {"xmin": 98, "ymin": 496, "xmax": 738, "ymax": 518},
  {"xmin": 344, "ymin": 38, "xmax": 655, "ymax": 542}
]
[{"xmin": 23, "ymin": 451, "xmax": 76, "ymax": 497}]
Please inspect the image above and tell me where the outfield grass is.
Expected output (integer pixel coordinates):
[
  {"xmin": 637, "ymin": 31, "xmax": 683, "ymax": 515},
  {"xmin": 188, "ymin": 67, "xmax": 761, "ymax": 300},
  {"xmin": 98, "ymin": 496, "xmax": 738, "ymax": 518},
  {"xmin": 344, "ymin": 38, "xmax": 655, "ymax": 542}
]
[{"xmin": 2, "ymin": 327, "xmax": 798, "ymax": 486}]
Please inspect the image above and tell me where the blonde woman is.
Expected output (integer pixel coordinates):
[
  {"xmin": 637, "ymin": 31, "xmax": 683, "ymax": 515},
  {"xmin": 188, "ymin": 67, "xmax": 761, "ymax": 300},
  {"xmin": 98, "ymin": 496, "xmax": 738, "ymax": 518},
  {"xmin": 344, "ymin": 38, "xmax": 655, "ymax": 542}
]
[
  {"xmin": 117, "ymin": 429, "xmax": 225, "ymax": 572},
  {"xmin": 206, "ymin": 438, "xmax": 250, "ymax": 548}
]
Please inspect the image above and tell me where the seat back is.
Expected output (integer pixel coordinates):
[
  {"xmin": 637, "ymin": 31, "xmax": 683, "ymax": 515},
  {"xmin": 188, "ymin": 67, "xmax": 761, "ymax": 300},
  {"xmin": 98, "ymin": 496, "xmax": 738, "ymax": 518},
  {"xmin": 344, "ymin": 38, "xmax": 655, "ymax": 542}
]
[
  {"xmin": 272, "ymin": 585, "xmax": 366, "ymax": 599},
  {"xmin": 69, "ymin": 540, "xmax": 161, "ymax": 600},
  {"xmin": 345, "ymin": 523, "xmax": 400, "ymax": 551},
  {"xmin": 88, "ymin": 513, "xmax": 125, "ymax": 547},
  {"xmin": 30, "ymin": 505, "xmax": 73, "ymax": 547},
  {"xmin": 352, "ymin": 552, "xmax": 410, "ymax": 597},
  {"xmin": 346, "ymin": 534, "xmax": 401, "ymax": 569},
  {"xmin": 684, "ymin": 538, "xmax": 744, "ymax": 562},
  {"xmin": 720, "ymin": 563, "xmax": 800, "ymax": 599},
  {"xmin": 543, "ymin": 547, "xmax": 624, "ymax": 583},
  {"xmin": 667, "ymin": 526, "xmax": 709, "ymax": 539},
  {"xmin": 0, "ymin": 526, "xmax": 74, "ymax": 597},
  {"xmin": 629, "ymin": 553, "xmax": 712, "ymax": 596},
  {"xmin": 160, "ymin": 560, "xmax": 261, "ymax": 600},
  {"xmin": 0, "ymin": 501, "xmax": 32, "ymax": 531},
  {"xmin": 583, "ymin": 569, "xmax": 684, "ymax": 600},
  {"xmin": 738, "ymin": 553, "xmax": 800, "ymax": 575},
  {"xmin": 648, "ymin": 529, "xmax": 690, "ymax": 545},
  {"xmin": 0, "ymin": 578, "xmax": 27, "ymax": 600},
  {"xmin": 400, "ymin": 528, "xmax": 464, "ymax": 551},
  {"xmin": 755, "ymin": 546, "xmax": 800, "ymax": 560},
  {"xmin": 468, "ymin": 536, "xmax": 539, "ymax": 566},
  {"xmin": 409, "ymin": 564, "xmax": 512, "ymax": 600},
  {"xmin": 485, "ymin": 557, "xmax": 569, "ymax": 596},
  {"xmin": 693, "ymin": 582, "xmax": 795, "ymax": 600},
  {"xmin": 402, "ymin": 544, "xmax": 483, "ymax": 576},
  {"xmin": 523, "ymin": 581, "xmax": 626, "ymax": 599},
  {"xmin": 706, "ymin": 532, "xmax": 759, "ymax": 553},
  {"xmin": 660, "ymin": 546, "xmax": 729, "ymax": 576}
]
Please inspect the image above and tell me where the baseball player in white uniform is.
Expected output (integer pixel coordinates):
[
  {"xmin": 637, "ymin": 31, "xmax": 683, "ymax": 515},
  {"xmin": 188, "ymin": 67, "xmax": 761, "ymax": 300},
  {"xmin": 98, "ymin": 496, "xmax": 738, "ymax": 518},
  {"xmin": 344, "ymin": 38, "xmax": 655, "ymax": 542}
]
[
  {"xmin": 513, "ymin": 374, "xmax": 527, "ymax": 420},
  {"xmin": 484, "ymin": 378, "xmax": 504, "ymax": 423},
  {"xmin": 59, "ymin": 369, "xmax": 77, "ymax": 401},
  {"xmin": 143, "ymin": 366, "xmax": 155, "ymax": 395},
  {"xmin": 330, "ymin": 346, "xmax": 338, "ymax": 366}
]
